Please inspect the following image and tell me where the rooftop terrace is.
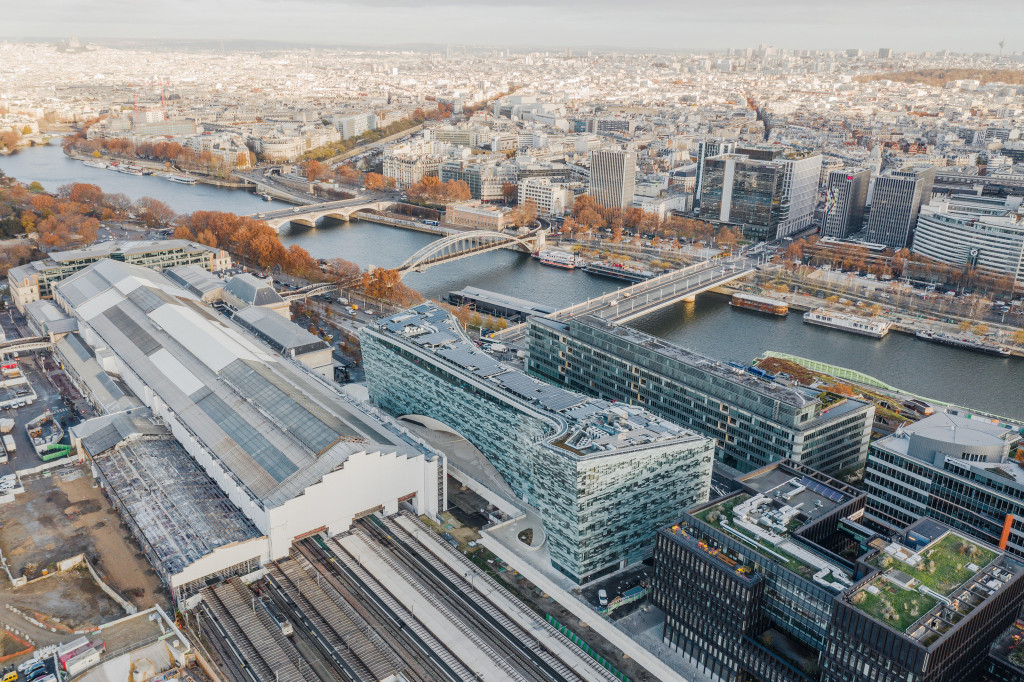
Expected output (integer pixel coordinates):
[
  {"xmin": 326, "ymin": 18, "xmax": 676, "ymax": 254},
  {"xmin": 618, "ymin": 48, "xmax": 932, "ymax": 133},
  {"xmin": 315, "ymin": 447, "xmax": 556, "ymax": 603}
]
[
  {"xmin": 849, "ymin": 531, "xmax": 1014, "ymax": 645},
  {"xmin": 692, "ymin": 477, "xmax": 854, "ymax": 590},
  {"xmin": 373, "ymin": 303, "xmax": 703, "ymax": 457}
]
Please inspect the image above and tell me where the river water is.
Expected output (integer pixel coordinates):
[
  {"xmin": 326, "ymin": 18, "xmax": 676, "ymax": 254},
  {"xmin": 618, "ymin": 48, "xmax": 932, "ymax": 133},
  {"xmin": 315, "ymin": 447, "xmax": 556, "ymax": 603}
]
[
  {"xmin": 0, "ymin": 141, "xmax": 291, "ymax": 214},
  {"xmin": 2, "ymin": 144, "xmax": 1020, "ymax": 420}
]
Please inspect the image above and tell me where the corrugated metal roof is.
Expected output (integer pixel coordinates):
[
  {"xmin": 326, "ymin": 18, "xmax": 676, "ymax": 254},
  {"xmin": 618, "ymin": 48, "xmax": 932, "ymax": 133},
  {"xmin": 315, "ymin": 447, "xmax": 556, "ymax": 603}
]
[
  {"xmin": 57, "ymin": 260, "xmax": 433, "ymax": 509},
  {"xmin": 233, "ymin": 306, "xmax": 326, "ymax": 353}
]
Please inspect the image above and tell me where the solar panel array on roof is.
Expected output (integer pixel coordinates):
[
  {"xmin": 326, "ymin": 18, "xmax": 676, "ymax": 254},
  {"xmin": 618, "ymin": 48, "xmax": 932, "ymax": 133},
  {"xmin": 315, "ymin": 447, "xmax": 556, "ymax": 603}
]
[
  {"xmin": 538, "ymin": 391, "xmax": 586, "ymax": 412},
  {"xmin": 800, "ymin": 476, "xmax": 845, "ymax": 503},
  {"xmin": 436, "ymin": 346, "xmax": 505, "ymax": 377},
  {"xmin": 414, "ymin": 304, "xmax": 450, "ymax": 324},
  {"xmin": 494, "ymin": 372, "xmax": 584, "ymax": 411},
  {"xmin": 104, "ymin": 306, "xmax": 162, "ymax": 356},
  {"xmin": 411, "ymin": 331, "xmax": 460, "ymax": 347},
  {"xmin": 385, "ymin": 319, "xmax": 416, "ymax": 333},
  {"xmin": 193, "ymin": 390, "xmax": 298, "ymax": 483}
]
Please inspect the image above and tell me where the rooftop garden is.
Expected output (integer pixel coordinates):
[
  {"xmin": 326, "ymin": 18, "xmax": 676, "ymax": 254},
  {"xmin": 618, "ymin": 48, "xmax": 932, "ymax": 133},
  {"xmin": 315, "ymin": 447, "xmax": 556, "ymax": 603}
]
[
  {"xmin": 869, "ymin": 533, "xmax": 997, "ymax": 597},
  {"xmin": 850, "ymin": 578, "xmax": 939, "ymax": 633},
  {"xmin": 694, "ymin": 493, "xmax": 749, "ymax": 528},
  {"xmin": 693, "ymin": 493, "xmax": 817, "ymax": 580},
  {"xmin": 817, "ymin": 391, "xmax": 847, "ymax": 411}
]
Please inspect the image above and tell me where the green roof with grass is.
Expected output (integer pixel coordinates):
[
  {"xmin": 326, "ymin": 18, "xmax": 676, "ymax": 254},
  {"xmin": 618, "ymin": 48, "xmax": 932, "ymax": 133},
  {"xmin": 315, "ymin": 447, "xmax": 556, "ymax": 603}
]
[
  {"xmin": 852, "ymin": 532, "xmax": 999, "ymax": 633},
  {"xmin": 850, "ymin": 578, "xmax": 939, "ymax": 632},
  {"xmin": 868, "ymin": 533, "xmax": 997, "ymax": 597}
]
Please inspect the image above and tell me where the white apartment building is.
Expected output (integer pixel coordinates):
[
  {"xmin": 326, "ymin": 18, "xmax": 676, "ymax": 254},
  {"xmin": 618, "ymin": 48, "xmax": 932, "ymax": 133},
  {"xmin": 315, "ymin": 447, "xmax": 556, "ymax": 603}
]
[
  {"xmin": 518, "ymin": 178, "xmax": 575, "ymax": 217},
  {"xmin": 334, "ymin": 112, "xmax": 376, "ymax": 140},
  {"xmin": 382, "ymin": 136, "xmax": 450, "ymax": 188}
]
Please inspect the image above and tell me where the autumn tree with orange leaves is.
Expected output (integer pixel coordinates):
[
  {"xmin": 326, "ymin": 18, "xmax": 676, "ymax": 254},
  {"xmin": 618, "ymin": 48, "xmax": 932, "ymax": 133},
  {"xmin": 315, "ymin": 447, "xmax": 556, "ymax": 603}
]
[
  {"xmin": 364, "ymin": 173, "xmax": 397, "ymax": 191},
  {"xmin": 361, "ymin": 268, "xmax": 424, "ymax": 306}
]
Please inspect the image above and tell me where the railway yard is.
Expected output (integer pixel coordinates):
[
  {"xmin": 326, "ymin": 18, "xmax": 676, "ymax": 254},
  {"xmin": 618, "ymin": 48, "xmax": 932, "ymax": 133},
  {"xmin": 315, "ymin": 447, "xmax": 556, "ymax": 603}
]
[{"xmin": 195, "ymin": 512, "xmax": 621, "ymax": 682}]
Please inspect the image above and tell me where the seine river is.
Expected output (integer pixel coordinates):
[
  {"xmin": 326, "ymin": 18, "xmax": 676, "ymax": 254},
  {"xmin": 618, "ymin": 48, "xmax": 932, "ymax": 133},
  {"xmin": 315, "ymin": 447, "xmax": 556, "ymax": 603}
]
[{"xmin": 2, "ymin": 144, "xmax": 1020, "ymax": 420}]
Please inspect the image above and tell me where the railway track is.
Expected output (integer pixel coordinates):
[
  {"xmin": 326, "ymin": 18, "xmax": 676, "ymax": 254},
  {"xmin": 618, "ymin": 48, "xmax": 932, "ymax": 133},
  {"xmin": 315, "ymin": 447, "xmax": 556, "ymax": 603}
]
[
  {"xmin": 383, "ymin": 514, "xmax": 621, "ymax": 682},
  {"xmin": 195, "ymin": 609, "xmax": 252, "ymax": 682},
  {"xmin": 353, "ymin": 517, "xmax": 583, "ymax": 682},
  {"xmin": 295, "ymin": 537, "xmax": 470, "ymax": 682},
  {"xmin": 202, "ymin": 579, "xmax": 319, "ymax": 682},
  {"xmin": 266, "ymin": 559, "xmax": 376, "ymax": 681}
]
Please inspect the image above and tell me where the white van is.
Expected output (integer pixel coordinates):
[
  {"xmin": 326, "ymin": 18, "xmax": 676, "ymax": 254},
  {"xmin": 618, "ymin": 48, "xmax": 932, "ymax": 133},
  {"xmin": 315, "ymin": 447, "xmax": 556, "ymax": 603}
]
[{"xmin": 598, "ymin": 589, "xmax": 608, "ymax": 607}]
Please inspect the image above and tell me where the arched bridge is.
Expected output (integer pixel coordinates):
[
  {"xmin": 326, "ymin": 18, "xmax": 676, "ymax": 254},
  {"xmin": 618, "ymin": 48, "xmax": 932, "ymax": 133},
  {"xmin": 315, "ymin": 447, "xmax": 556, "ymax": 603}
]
[
  {"xmin": 259, "ymin": 200, "xmax": 394, "ymax": 233},
  {"xmin": 396, "ymin": 229, "xmax": 545, "ymax": 276}
]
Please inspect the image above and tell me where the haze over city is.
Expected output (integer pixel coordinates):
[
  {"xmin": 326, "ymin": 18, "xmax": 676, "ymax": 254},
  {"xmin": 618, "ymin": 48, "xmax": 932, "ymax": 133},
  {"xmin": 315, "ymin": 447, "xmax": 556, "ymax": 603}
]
[
  {"xmin": 5, "ymin": 0, "xmax": 1024, "ymax": 52},
  {"xmin": 0, "ymin": 5, "xmax": 1023, "ymax": 682}
]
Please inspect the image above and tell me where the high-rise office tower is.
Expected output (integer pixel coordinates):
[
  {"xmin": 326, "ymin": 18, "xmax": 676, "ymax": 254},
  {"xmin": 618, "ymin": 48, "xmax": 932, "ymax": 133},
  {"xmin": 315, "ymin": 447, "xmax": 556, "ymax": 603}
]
[
  {"xmin": 864, "ymin": 165, "xmax": 935, "ymax": 249},
  {"xmin": 777, "ymin": 152, "xmax": 824, "ymax": 237},
  {"xmin": 700, "ymin": 146, "xmax": 822, "ymax": 240},
  {"xmin": 699, "ymin": 153, "xmax": 786, "ymax": 240},
  {"xmin": 588, "ymin": 149, "xmax": 636, "ymax": 209},
  {"xmin": 695, "ymin": 138, "xmax": 737, "ymax": 204},
  {"xmin": 821, "ymin": 168, "xmax": 871, "ymax": 238}
]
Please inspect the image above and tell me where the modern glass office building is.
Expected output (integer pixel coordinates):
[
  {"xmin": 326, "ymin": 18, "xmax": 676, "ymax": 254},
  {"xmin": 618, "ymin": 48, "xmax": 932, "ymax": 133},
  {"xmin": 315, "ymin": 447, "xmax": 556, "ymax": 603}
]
[
  {"xmin": 526, "ymin": 315, "xmax": 874, "ymax": 475},
  {"xmin": 360, "ymin": 303, "xmax": 715, "ymax": 584},
  {"xmin": 699, "ymin": 153, "xmax": 786, "ymax": 240},
  {"xmin": 864, "ymin": 412, "xmax": 1024, "ymax": 559},
  {"xmin": 656, "ymin": 461, "xmax": 1024, "ymax": 682},
  {"xmin": 699, "ymin": 146, "xmax": 822, "ymax": 240}
]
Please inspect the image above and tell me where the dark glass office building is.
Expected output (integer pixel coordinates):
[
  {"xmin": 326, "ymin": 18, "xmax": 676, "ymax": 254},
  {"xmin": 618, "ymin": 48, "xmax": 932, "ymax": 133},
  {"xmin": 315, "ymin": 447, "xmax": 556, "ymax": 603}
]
[
  {"xmin": 655, "ymin": 461, "xmax": 1024, "ymax": 682},
  {"xmin": 699, "ymin": 153, "xmax": 786, "ymax": 240}
]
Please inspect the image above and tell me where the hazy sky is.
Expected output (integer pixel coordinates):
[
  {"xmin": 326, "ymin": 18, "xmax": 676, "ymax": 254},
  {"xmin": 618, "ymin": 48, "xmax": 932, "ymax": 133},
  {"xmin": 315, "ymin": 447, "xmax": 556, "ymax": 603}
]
[{"xmin": 5, "ymin": 0, "xmax": 1023, "ymax": 54}]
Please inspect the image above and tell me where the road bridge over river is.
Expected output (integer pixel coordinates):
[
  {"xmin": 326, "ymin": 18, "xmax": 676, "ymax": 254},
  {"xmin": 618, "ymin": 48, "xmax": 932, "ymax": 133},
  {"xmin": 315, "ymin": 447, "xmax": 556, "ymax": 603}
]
[{"xmin": 491, "ymin": 257, "xmax": 757, "ymax": 343}]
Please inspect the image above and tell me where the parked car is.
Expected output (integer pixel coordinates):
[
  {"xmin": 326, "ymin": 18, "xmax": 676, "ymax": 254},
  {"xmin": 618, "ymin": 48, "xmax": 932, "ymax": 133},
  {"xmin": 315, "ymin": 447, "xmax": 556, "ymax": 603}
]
[{"xmin": 598, "ymin": 589, "xmax": 608, "ymax": 607}]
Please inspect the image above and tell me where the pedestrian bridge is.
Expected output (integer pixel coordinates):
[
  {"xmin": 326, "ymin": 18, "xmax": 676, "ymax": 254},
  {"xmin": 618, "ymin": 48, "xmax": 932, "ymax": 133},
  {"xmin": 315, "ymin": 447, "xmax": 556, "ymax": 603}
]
[
  {"xmin": 0, "ymin": 335, "xmax": 53, "ymax": 357},
  {"xmin": 396, "ymin": 229, "xmax": 545, "ymax": 277},
  {"xmin": 280, "ymin": 281, "xmax": 342, "ymax": 302},
  {"xmin": 276, "ymin": 229, "xmax": 546, "ymax": 301}
]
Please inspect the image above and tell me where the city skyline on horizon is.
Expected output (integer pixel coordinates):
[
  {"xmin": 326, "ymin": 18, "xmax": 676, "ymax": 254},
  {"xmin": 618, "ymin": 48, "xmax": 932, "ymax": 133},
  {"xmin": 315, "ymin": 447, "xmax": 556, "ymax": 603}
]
[{"xmin": 4, "ymin": 0, "xmax": 1023, "ymax": 55}]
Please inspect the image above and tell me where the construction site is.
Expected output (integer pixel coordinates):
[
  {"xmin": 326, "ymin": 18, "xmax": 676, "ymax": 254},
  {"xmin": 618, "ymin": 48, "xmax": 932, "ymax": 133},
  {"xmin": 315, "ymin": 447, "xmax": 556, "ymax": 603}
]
[
  {"xmin": 194, "ymin": 511, "xmax": 627, "ymax": 682},
  {"xmin": 83, "ymin": 419, "xmax": 266, "ymax": 603}
]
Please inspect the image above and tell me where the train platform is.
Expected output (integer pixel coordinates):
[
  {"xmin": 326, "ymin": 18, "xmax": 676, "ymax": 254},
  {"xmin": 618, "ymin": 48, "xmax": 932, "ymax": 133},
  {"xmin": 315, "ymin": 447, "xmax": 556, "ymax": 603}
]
[{"xmin": 393, "ymin": 514, "xmax": 618, "ymax": 682}]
